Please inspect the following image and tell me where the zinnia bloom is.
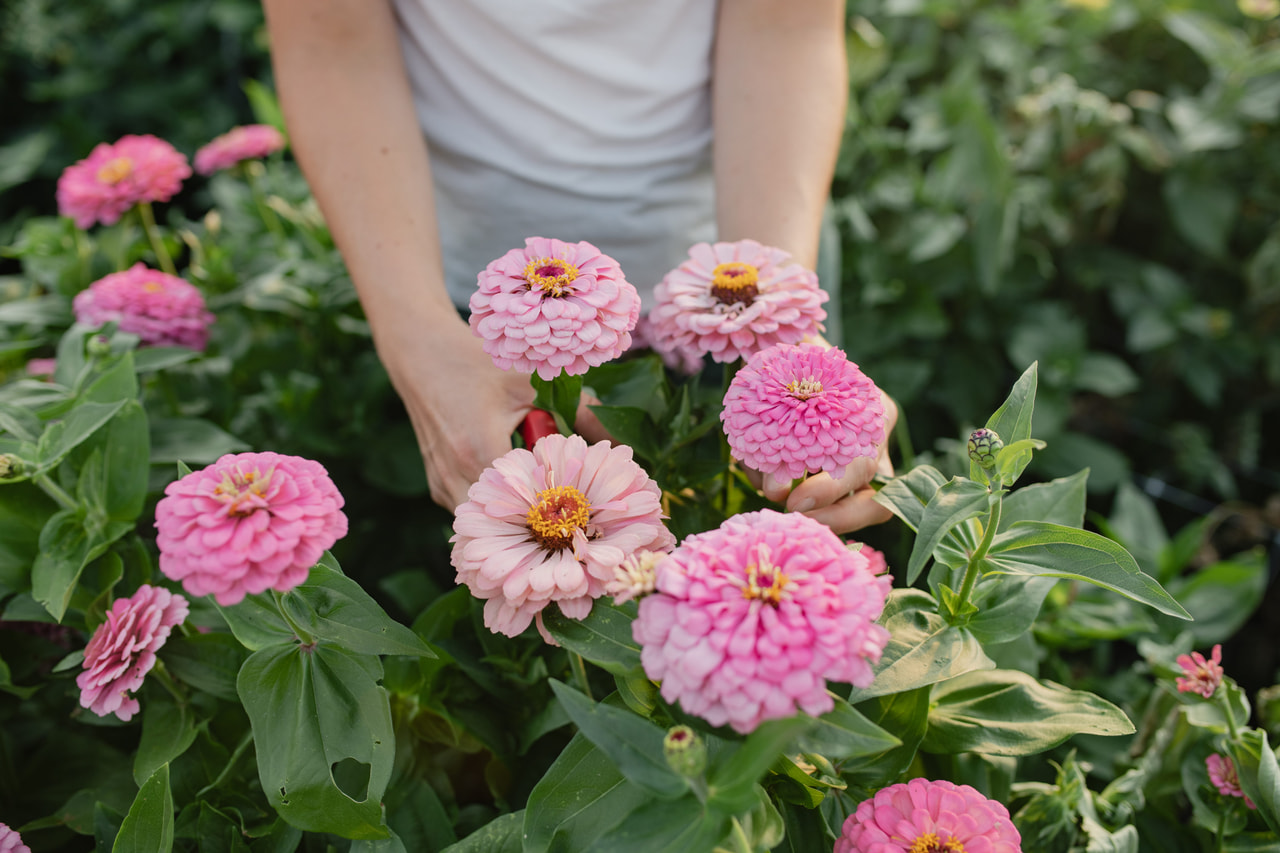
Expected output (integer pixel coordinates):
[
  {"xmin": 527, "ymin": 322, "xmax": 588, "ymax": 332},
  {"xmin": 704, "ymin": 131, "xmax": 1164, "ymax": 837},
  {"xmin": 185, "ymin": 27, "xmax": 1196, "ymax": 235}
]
[
  {"xmin": 56, "ymin": 134, "xmax": 191, "ymax": 229},
  {"xmin": 633, "ymin": 509, "xmax": 891, "ymax": 734},
  {"xmin": 835, "ymin": 778, "xmax": 1023, "ymax": 853},
  {"xmin": 194, "ymin": 124, "xmax": 287, "ymax": 174},
  {"xmin": 469, "ymin": 237, "xmax": 641, "ymax": 380},
  {"xmin": 73, "ymin": 263, "xmax": 215, "ymax": 350},
  {"xmin": 76, "ymin": 585, "xmax": 189, "ymax": 722},
  {"xmin": 1175, "ymin": 644, "xmax": 1224, "ymax": 699},
  {"xmin": 451, "ymin": 434, "xmax": 674, "ymax": 642},
  {"xmin": 721, "ymin": 343, "xmax": 885, "ymax": 481},
  {"xmin": 629, "ymin": 314, "xmax": 705, "ymax": 375},
  {"xmin": 856, "ymin": 544, "xmax": 889, "ymax": 576},
  {"xmin": 25, "ymin": 358, "xmax": 57, "ymax": 379},
  {"xmin": 1207, "ymin": 754, "xmax": 1256, "ymax": 809},
  {"xmin": 155, "ymin": 452, "xmax": 348, "ymax": 606},
  {"xmin": 647, "ymin": 239, "xmax": 828, "ymax": 364},
  {"xmin": 0, "ymin": 823, "xmax": 31, "ymax": 853}
]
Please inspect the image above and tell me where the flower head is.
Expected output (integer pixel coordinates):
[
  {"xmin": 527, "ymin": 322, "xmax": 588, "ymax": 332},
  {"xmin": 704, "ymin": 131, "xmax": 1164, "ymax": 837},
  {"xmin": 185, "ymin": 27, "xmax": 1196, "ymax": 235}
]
[
  {"xmin": 1207, "ymin": 754, "xmax": 1256, "ymax": 809},
  {"xmin": 469, "ymin": 237, "xmax": 641, "ymax": 380},
  {"xmin": 452, "ymin": 434, "xmax": 674, "ymax": 641},
  {"xmin": 76, "ymin": 585, "xmax": 189, "ymax": 722},
  {"xmin": 835, "ymin": 778, "xmax": 1023, "ymax": 853},
  {"xmin": 967, "ymin": 429, "xmax": 1004, "ymax": 470},
  {"xmin": 855, "ymin": 543, "xmax": 889, "ymax": 576},
  {"xmin": 634, "ymin": 509, "xmax": 891, "ymax": 734},
  {"xmin": 1239, "ymin": 0, "xmax": 1279, "ymax": 18},
  {"xmin": 26, "ymin": 357, "xmax": 57, "ymax": 379},
  {"xmin": 155, "ymin": 452, "xmax": 348, "ymax": 605},
  {"xmin": 647, "ymin": 240, "xmax": 828, "ymax": 364},
  {"xmin": 194, "ymin": 124, "xmax": 287, "ymax": 174},
  {"xmin": 0, "ymin": 823, "xmax": 31, "ymax": 853},
  {"xmin": 629, "ymin": 314, "xmax": 705, "ymax": 375},
  {"xmin": 56, "ymin": 134, "xmax": 191, "ymax": 229},
  {"xmin": 721, "ymin": 343, "xmax": 885, "ymax": 481},
  {"xmin": 73, "ymin": 263, "xmax": 215, "ymax": 350},
  {"xmin": 1175, "ymin": 644, "xmax": 1224, "ymax": 699},
  {"xmin": 606, "ymin": 549, "xmax": 666, "ymax": 605}
]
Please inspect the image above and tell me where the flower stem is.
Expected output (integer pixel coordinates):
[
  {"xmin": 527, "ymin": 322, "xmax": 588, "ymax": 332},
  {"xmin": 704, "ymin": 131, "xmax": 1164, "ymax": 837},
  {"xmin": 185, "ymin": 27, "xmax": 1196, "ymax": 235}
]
[
  {"xmin": 1215, "ymin": 807, "xmax": 1227, "ymax": 853},
  {"xmin": 271, "ymin": 589, "xmax": 315, "ymax": 645},
  {"xmin": 1218, "ymin": 688, "xmax": 1241, "ymax": 741},
  {"xmin": 150, "ymin": 660, "xmax": 187, "ymax": 706},
  {"xmin": 720, "ymin": 360, "xmax": 738, "ymax": 517},
  {"xmin": 246, "ymin": 167, "xmax": 288, "ymax": 252},
  {"xmin": 137, "ymin": 201, "xmax": 177, "ymax": 275},
  {"xmin": 952, "ymin": 490, "xmax": 1003, "ymax": 620},
  {"xmin": 196, "ymin": 730, "xmax": 253, "ymax": 798},
  {"xmin": 570, "ymin": 651, "xmax": 594, "ymax": 701},
  {"xmin": 34, "ymin": 474, "xmax": 77, "ymax": 511},
  {"xmin": 728, "ymin": 817, "xmax": 754, "ymax": 853}
]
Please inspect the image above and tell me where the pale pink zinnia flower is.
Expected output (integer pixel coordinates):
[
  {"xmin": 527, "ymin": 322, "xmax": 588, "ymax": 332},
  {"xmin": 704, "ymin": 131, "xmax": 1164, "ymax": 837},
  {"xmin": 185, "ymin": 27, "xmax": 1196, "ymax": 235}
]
[
  {"xmin": 25, "ymin": 358, "xmax": 57, "ymax": 379},
  {"xmin": 648, "ymin": 239, "xmax": 828, "ymax": 364},
  {"xmin": 1207, "ymin": 754, "xmax": 1256, "ymax": 809},
  {"xmin": 721, "ymin": 343, "xmax": 885, "ymax": 481},
  {"xmin": 76, "ymin": 584, "xmax": 189, "ymax": 722},
  {"xmin": 634, "ymin": 509, "xmax": 891, "ymax": 734},
  {"xmin": 155, "ymin": 452, "xmax": 348, "ymax": 605},
  {"xmin": 854, "ymin": 543, "xmax": 889, "ymax": 576},
  {"xmin": 56, "ymin": 134, "xmax": 191, "ymax": 229},
  {"xmin": 1175, "ymin": 644, "xmax": 1224, "ymax": 699},
  {"xmin": 0, "ymin": 823, "xmax": 31, "ymax": 853},
  {"xmin": 73, "ymin": 263, "xmax": 215, "ymax": 350},
  {"xmin": 835, "ymin": 778, "xmax": 1023, "ymax": 853},
  {"xmin": 194, "ymin": 124, "xmax": 287, "ymax": 175},
  {"xmin": 628, "ymin": 314, "xmax": 705, "ymax": 375},
  {"xmin": 469, "ymin": 237, "xmax": 641, "ymax": 380},
  {"xmin": 451, "ymin": 434, "xmax": 675, "ymax": 642}
]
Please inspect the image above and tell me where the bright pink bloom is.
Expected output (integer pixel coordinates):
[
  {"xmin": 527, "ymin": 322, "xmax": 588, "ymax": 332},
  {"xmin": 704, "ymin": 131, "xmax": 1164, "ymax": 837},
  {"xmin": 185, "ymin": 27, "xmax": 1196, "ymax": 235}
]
[
  {"xmin": 469, "ymin": 237, "xmax": 641, "ymax": 380},
  {"xmin": 629, "ymin": 314, "xmax": 705, "ymax": 375},
  {"xmin": 721, "ymin": 343, "xmax": 885, "ymax": 481},
  {"xmin": 25, "ymin": 358, "xmax": 57, "ymax": 379},
  {"xmin": 856, "ymin": 544, "xmax": 889, "ymax": 576},
  {"xmin": 1176, "ymin": 644, "xmax": 1224, "ymax": 699},
  {"xmin": 835, "ymin": 778, "xmax": 1023, "ymax": 853},
  {"xmin": 451, "ymin": 434, "xmax": 674, "ymax": 642},
  {"xmin": 648, "ymin": 240, "xmax": 828, "ymax": 364},
  {"xmin": 76, "ymin": 585, "xmax": 188, "ymax": 722},
  {"xmin": 1207, "ymin": 754, "xmax": 1256, "ymax": 809},
  {"xmin": 0, "ymin": 823, "xmax": 31, "ymax": 853},
  {"xmin": 634, "ymin": 509, "xmax": 891, "ymax": 734},
  {"xmin": 56, "ymin": 134, "xmax": 190, "ymax": 229},
  {"xmin": 73, "ymin": 263, "xmax": 215, "ymax": 350},
  {"xmin": 155, "ymin": 452, "xmax": 348, "ymax": 605},
  {"xmin": 194, "ymin": 124, "xmax": 287, "ymax": 174}
]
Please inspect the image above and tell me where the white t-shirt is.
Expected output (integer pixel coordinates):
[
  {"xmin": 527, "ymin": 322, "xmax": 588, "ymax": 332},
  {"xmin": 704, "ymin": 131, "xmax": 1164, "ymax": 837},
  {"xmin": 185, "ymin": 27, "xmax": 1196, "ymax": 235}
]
[{"xmin": 390, "ymin": 0, "xmax": 718, "ymax": 308}]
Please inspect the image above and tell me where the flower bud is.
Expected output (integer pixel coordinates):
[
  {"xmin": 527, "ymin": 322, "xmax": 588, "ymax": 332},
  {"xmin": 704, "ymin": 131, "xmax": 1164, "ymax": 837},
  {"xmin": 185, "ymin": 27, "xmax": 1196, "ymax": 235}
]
[
  {"xmin": 663, "ymin": 725, "xmax": 707, "ymax": 778},
  {"xmin": 0, "ymin": 454, "xmax": 23, "ymax": 479},
  {"xmin": 86, "ymin": 335, "xmax": 112, "ymax": 358},
  {"xmin": 967, "ymin": 428, "xmax": 1003, "ymax": 469}
]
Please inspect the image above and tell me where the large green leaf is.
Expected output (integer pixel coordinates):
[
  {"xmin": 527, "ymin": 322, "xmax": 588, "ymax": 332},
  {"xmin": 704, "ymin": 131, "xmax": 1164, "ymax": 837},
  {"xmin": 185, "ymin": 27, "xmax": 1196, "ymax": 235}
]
[
  {"xmin": 148, "ymin": 417, "xmax": 249, "ymax": 464},
  {"xmin": 971, "ymin": 362, "xmax": 1038, "ymax": 483},
  {"xmin": 586, "ymin": 794, "xmax": 728, "ymax": 853},
  {"xmin": 1163, "ymin": 551, "xmax": 1268, "ymax": 645},
  {"xmin": 34, "ymin": 400, "xmax": 126, "ymax": 473},
  {"xmin": 0, "ymin": 482, "xmax": 56, "ymax": 593},
  {"xmin": 134, "ymin": 691, "xmax": 198, "ymax": 787},
  {"xmin": 707, "ymin": 716, "xmax": 815, "ymax": 813},
  {"xmin": 795, "ymin": 695, "xmax": 901, "ymax": 761},
  {"xmin": 907, "ymin": 477, "xmax": 993, "ymax": 583},
  {"xmin": 845, "ymin": 687, "xmax": 932, "ymax": 785},
  {"xmin": 75, "ymin": 400, "xmax": 149, "ymax": 522},
  {"xmin": 543, "ymin": 599, "xmax": 642, "ymax": 676},
  {"xmin": 965, "ymin": 575, "xmax": 1058, "ymax": 645},
  {"xmin": 439, "ymin": 811, "xmax": 523, "ymax": 853},
  {"xmin": 159, "ymin": 632, "xmax": 247, "ymax": 701},
  {"xmin": 31, "ymin": 508, "xmax": 114, "ymax": 621},
  {"xmin": 998, "ymin": 470, "xmax": 1088, "ymax": 531},
  {"xmin": 874, "ymin": 464, "xmax": 947, "ymax": 532},
  {"xmin": 112, "ymin": 764, "xmax": 173, "ymax": 853},
  {"xmin": 1228, "ymin": 730, "xmax": 1280, "ymax": 837},
  {"xmin": 216, "ymin": 593, "xmax": 297, "ymax": 650}
]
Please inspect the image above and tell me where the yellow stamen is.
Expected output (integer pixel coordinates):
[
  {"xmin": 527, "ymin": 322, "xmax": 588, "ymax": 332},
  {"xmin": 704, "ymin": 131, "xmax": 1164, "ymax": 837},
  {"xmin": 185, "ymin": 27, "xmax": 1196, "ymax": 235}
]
[
  {"xmin": 527, "ymin": 485, "xmax": 591, "ymax": 550},
  {"xmin": 524, "ymin": 257, "xmax": 579, "ymax": 297},
  {"xmin": 784, "ymin": 377, "xmax": 823, "ymax": 400},
  {"xmin": 709, "ymin": 262, "xmax": 760, "ymax": 305},
  {"xmin": 211, "ymin": 467, "xmax": 274, "ymax": 517},
  {"xmin": 742, "ymin": 558, "xmax": 789, "ymax": 606},
  {"xmin": 96, "ymin": 157, "xmax": 134, "ymax": 185},
  {"xmin": 908, "ymin": 834, "xmax": 966, "ymax": 853},
  {"xmin": 143, "ymin": 281, "xmax": 164, "ymax": 293}
]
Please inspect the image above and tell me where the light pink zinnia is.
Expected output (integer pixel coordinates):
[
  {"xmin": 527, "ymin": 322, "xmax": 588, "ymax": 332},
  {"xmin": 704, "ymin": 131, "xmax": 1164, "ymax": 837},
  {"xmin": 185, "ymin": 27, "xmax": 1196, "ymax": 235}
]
[
  {"xmin": 73, "ymin": 263, "xmax": 215, "ymax": 350},
  {"xmin": 1175, "ymin": 644, "xmax": 1224, "ymax": 699},
  {"xmin": 633, "ymin": 509, "xmax": 891, "ymax": 734},
  {"xmin": 469, "ymin": 237, "xmax": 641, "ymax": 380},
  {"xmin": 25, "ymin": 358, "xmax": 57, "ymax": 379},
  {"xmin": 76, "ymin": 585, "xmax": 189, "ymax": 722},
  {"xmin": 451, "ymin": 433, "xmax": 675, "ymax": 642},
  {"xmin": 1207, "ymin": 754, "xmax": 1257, "ymax": 809},
  {"xmin": 856, "ymin": 544, "xmax": 889, "ymax": 576},
  {"xmin": 155, "ymin": 452, "xmax": 348, "ymax": 606},
  {"xmin": 194, "ymin": 124, "xmax": 287, "ymax": 175},
  {"xmin": 835, "ymin": 778, "xmax": 1023, "ymax": 853},
  {"xmin": 628, "ymin": 314, "xmax": 705, "ymax": 375},
  {"xmin": 0, "ymin": 823, "xmax": 30, "ymax": 853},
  {"xmin": 647, "ymin": 239, "xmax": 828, "ymax": 364},
  {"xmin": 56, "ymin": 134, "xmax": 191, "ymax": 229},
  {"xmin": 721, "ymin": 343, "xmax": 885, "ymax": 481}
]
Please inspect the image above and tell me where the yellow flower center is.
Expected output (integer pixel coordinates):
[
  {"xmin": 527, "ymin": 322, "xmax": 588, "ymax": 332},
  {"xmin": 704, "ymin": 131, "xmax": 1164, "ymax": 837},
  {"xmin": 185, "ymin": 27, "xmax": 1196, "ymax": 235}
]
[
  {"xmin": 143, "ymin": 281, "xmax": 164, "ymax": 293},
  {"xmin": 742, "ymin": 558, "xmax": 789, "ymax": 606},
  {"xmin": 96, "ymin": 156, "xmax": 134, "ymax": 185},
  {"xmin": 709, "ymin": 262, "xmax": 760, "ymax": 305},
  {"xmin": 524, "ymin": 257, "xmax": 579, "ymax": 297},
  {"xmin": 212, "ymin": 467, "xmax": 275, "ymax": 517},
  {"xmin": 527, "ymin": 485, "xmax": 591, "ymax": 550},
  {"xmin": 784, "ymin": 377, "xmax": 823, "ymax": 400},
  {"xmin": 909, "ymin": 834, "xmax": 966, "ymax": 853}
]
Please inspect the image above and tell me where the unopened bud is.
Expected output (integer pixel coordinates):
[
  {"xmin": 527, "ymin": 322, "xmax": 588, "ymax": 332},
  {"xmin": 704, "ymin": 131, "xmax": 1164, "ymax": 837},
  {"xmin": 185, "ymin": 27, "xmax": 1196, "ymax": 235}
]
[
  {"xmin": 204, "ymin": 210, "xmax": 222, "ymax": 235},
  {"xmin": 87, "ymin": 335, "xmax": 112, "ymax": 358},
  {"xmin": 967, "ymin": 428, "xmax": 1004, "ymax": 469},
  {"xmin": 0, "ymin": 454, "xmax": 24, "ymax": 479},
  {"xmin": 663, "ymin": 725, "xmax": 706, "ymax": 778}
]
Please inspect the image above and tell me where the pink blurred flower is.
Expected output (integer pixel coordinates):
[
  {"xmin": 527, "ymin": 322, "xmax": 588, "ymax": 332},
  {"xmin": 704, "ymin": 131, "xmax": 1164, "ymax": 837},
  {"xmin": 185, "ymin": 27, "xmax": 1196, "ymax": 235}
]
[
  {"xmin": 1207, "ymin": 754, "xmax": 1256, "ymax": 809},
  {"xmin": 73, "ymin": 263, "xmax": 215, "ymax": 350},
  {"xmin": 629, "ymin": 314, "xmax": 704, "ymax": 375},
  {"xmin": 855, "ymin": 544, "xmax": 889, "ymax": 576},
  {"xmin": 194, "ymin": 124, "xmax": 287, "ymax": 174},
  {"xmin": 25, "ymin": 358, "xmax": 57, "ymax": 379},
  {"xmin": 1176, "ymin": 644, "xmax": 1224, "ymax": 699},
  {"xmin": 721, "ymin": 343, "xmax": 885, "ymax": 481},
  {"xmin": 634, "ymin": 509, "xmax": 891, "ymax": 734},
  {"xmin": 76, "ymin": 585, "xmax": 188, "ymax": 722},
  {"xmin": 56, "ymin": 134, "xmax": 191, "ymax": 229},
  {"xmin": 835, "ymin": 778, "xmax": 1023, "ymax": 853},
  {"xmin": 451, "ymin": 433, "xmax": 674, "ymax": 641},
  {"xmin": 648, "ymin": 239, "xmax": 828, "ymax": 364},
  {"xmin": 606, "ymin": 549, "xmax": 666, "ymax": 605},
  {"xmin": 469, "ymin": 237, "xmax": 641, "ymax": 380},
  {"xmin": 155, "ymin": 452, "xmax": 348, "ymax": 606},
  {"xmin": 0, "ymin": 823, "xmax": 31, "ymax": 853}
]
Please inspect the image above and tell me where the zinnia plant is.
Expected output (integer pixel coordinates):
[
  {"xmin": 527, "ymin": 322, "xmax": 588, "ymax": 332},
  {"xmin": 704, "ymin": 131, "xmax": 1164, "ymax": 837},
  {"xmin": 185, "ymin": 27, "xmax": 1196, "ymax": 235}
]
[
  {"xmin": 55, "ymin": 133, "xmax": 190, "ymax": 229},
  {"xmin": 834, "ymin": 778, "xmax": 1023, "ymax": 853},
  {"xmin": 194, "ymin": 124, "xmax": 287, "ymax": 174},
  {"xmin": 72, "ymin": 263, "xmax": 215, "ymax": 350}
]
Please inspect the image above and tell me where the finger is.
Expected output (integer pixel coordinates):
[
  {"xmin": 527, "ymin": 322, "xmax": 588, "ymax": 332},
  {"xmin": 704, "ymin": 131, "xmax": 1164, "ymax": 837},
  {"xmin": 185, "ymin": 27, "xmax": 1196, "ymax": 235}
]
[
  {"xmin": 802, "ymin": 486, "xmax": 893, "ymax": 534},
  {"xmin": 760, "ymin": 471, "xmax": 793, "ymax": 503},
  {"xmin": 575, "ymin": 392, "xmax": 612, "ymax": 444},
  {"xmin": 784, "ymin": 456, "xmax": 878, "ymax": 513}
]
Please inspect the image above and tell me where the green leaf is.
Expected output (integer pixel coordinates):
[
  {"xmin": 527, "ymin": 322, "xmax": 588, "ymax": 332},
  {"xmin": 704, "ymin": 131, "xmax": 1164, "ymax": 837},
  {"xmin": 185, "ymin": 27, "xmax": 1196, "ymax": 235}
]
[
  {"xmin": 971, "ymin": 362, "xmax": 1037, "ymax": 482},
  {"xmin": 0, "ymin": 482, "xmax": 57, "ymax": 593},
  {"xmin": 543, "ymin": 599, "xmax": 642, "ymax": 676},
  {"xmin": 874, "ymin": 465, "xmax": 947, "ymax": 532},
  {"xmin": 439, "ymin": 811, "xmax": 523, "ymax": 853},
  {"xmin": 215, "ymin": 594, "xmax": 297, "ymax": 650},
  {"xmin": 82, "ymin": 400, "xmax": 149, "ymax": 522},
  {"xmin": 31, "ymin": 508, "xmax": 112, "ymax": 621},
  {"xmin": 386, "ymin": 778, "xmax": 458, "ymax": 853},
  {"xmin": 0, "ymin": 402, "xmax": 42, "ymax": 442},
  {"xmin": 795, "ymin": 695, "xmax": 901, "ymax": 761},
  {"xmin": 349, "ymin": 830, "xmax": 408, "ymax": 853},
  {"xmin": 134, "ymin": 692, "xmax": 198, "ymax": 787},
  {"xmin": 845, "ymin": 687, "xmax": 932, "ymax": 785},
  {"xmin": 531, "ymin": 372, "xmax": 584, "ymax": 436},
  {"xmin": 112, "ymin": 764, "xmax": 173, "ymax": 853},
  {"xmin": 586, "ymin": 794, "xmax": 727, "ymax": 853},
  {"xmin": 707, "ymin": 716, "xmax": 815, "ymax": 813},
  {"xmin": 993, "ymin": 438, "xmax": 1045, "ymax": 488},
  {"xmin": 906, "ymin": 478, "xmax": 992, "ymax": 583},
  {"xmin": 35, "ymin": 400, "xmax": 126, "ymax": 472},
  {"xmin": 965, "ymin": 575, "xmax": 1058, "ymax": 645},
  {"xmin": 1165, "ymin": 551, "xmax": 1269, "ymax": 645},
  {"xmin": 1228, "ymin": 730, "xmax": 1280, "ymax": 837},
  {"xmin": 159, "ymin": 632, "xmax": 247, "ymax": 701},
  {"xmin": 148, "ymin": 417, "xmax": 249, "ymax": 464},
  {"xmin": 588, "ymin": 406, "xmax": 660, "ymax": 460},
  {"xmin": 244, "ymin": 79, "xmax": 289, "ymax": 136},
  {"xmin": 999, "ymin": 470, "xmax": 1088, "ymax": 531},
  {"xmin": 131, "ymin": 348, "xmax": 199, "ymax": 373}
]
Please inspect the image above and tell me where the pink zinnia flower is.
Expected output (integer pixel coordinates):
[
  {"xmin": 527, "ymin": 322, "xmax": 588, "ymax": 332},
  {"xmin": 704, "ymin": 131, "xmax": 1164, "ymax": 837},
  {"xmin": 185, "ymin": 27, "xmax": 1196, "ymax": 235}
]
[
  {"xmin": 629, "ymin": 315, "xmax": 705, "ymax": 375},
  {"xmin": 0, "ymin": 823, "xmax": 30, "ymax": 853},
  {"xmin": 1176, "ymin": 644, "xmax": 1224, "ymax": 699},
  {"xmin": 25, "ymin": 358, "xmax": 57, "ymax": 379},
  {"xmin": 647, "ymin": 239, "xmax": 828, "ymax": 364},
  {"xmin": 194, "ymin": 124, "xmax": 287, "ymax": 175},
  {"xmin": 835, "ymin": 778, "xmax": 1023, "ymax": 853},
  {"xmin": 721, "ymin": 343, "xmax": 885, "ymax": 481},
  {"xmin": 633, "ymin": 509, "xmax": 891, "ymax": 734},
  {"xmin": 1207, "ymin": 754, "xmax": 1256, "ymax": 809},
  {"xmin": 856, "ymin": 544, "xmax": 889, "ymax": 576},
  {"xmin": 155, "ymin": 452, "xmax": 348, "ymax": 606},
  {"xmin": 469, "ymin": 237, "xmax": 641, "ymax": 380},
  {"xmin": 76, "ymin": 585, "xmax": 189, "ymax": 722},
  {"xmin": 56, "ymin": 134, "xmax": 191, "ymax": 229},
  {"xmin": 73, "ymin": 263, "xmax": 215, "ymax": 350},
  {"xmin": 451, "ymin": 434, "xmax": 675, "ymax": 642}
]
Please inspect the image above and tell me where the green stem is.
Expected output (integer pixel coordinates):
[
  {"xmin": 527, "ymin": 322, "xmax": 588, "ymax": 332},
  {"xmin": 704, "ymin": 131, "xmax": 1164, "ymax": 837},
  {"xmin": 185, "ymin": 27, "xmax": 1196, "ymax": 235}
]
[
  {"xmin": 137, "ymin": 201, "xmax": 177, "ymax": 275},
  {"xmin": 271, "ymin": 589, "xmax": 315, "ymax": 645},
  {"xmin": 952, "ymin": 489, "xmax": 1003, "ymax": 619},
  {"xmin": 570, "ymin": 652, "xmax": 594, "ymax": 702},
  {"xmin": 728, "ymin": 817, "xmax": 753, "ymax": 853},
  {"xmin": 150, "ymin": 660, "xmax": 187, "ymax": 706},
  {"xmin": 1215, "ymin": 806, "xmax": 1227, "ymax": 853},
  {"xmin": 196, "ymin": 730, "xmax": 254, "ymax": 798},
  {"xmin": 1218, "ymin": 688, "xmax": 1242, "ymax": 741},
  {"xmin": 246, "ymin": 168, "xmax": 289, "ymax": 251},
  {"xmin": 34, "ymin": 474, "xmax": 77, "ymax": 511},
  {"xmin": 720, "ymin": 360, "xmax": 739, "ymax": 517}
]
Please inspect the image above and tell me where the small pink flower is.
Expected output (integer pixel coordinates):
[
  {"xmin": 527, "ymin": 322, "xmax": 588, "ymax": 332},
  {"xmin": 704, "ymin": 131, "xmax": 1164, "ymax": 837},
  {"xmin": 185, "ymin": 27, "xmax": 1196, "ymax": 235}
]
[
  {"xmin": 634, "ymin": 509, "xmax": 891, "ymax": 734},
  {"xmin": 194, "ymin": 124, "xmax": 286, "ymax": 175},
  {"xmin": 0, "ymin": 823, "xmax": 31, "ymax": 853},
  {"xmin": 451, "ymin": 434, "xmax": 675, "ymax": 642},
  {"xmin": 25, "ymin": 358, "xmax": 57, "ymax": 379},
  {"xmin": 56, "ymin": 134, "xmax": 191, "ymax": 229},
  {"xmin": 73, "ymin": 263, "xmax": 215, "ymax": 350},
  {"xmin": 648, "ymin": 240, "xmax": 828, "ymax": 364},
  {"xmin": 856, "ymin": 544, "xmax": 889, "ymax": 576},
  {"xmin": 835, "ymin": 778, "xmax": 1023, "ymax": 853},
  {"xmin": 76, "ymin": 585, "xmax": 189, "ymax": 722},
  {"xmin": 721, "ymin": 343, "xmax": 885, "ymax": 481},
  {"xmin": 629, "ymin": 315, "xmax": 705, "ymax": 375},
  {"xmin": 469, "ymin": 237, "xmax": 641, "ymax": 380},
  {"xmin": 1207, "ymin": 754, "xmax": 1256, "ymax": 809},
  {"xmin": 1176, "ymin": 644, "xmax": 1224, "ymax": 699},
  {"xmin": 155, "ymin": 452, "xmax": 348, "ymax": 606}
]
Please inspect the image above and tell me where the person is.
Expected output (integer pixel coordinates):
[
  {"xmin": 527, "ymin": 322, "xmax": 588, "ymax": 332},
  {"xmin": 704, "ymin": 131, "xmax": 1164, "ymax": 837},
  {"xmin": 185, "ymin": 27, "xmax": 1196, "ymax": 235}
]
[{"xmin": 260, "ymin": 0, "xmax": 897, "ymax": 533}]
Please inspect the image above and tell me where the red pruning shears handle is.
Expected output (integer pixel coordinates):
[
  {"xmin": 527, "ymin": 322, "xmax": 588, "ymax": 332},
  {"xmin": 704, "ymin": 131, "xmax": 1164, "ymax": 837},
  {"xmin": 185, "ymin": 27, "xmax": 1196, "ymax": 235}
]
[{"xmin": 520, "ymin": 408, "xmax": 560, "ymax": 448}]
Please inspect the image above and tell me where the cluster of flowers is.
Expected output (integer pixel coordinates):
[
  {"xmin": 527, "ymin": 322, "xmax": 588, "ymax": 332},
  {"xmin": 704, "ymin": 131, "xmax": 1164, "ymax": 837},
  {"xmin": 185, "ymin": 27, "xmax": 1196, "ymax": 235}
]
[{"xmin": 1175, "ymin": 644, "xmax": 1258, "ymax": 810}]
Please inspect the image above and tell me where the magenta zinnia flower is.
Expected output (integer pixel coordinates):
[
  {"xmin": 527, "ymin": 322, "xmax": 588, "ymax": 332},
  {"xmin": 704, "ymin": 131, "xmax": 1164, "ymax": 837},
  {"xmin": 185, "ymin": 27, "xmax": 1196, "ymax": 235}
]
[
  {"xmin": 469, "ymin": 237, "xmax": 641, "ymax": 380},
  {"xmin": 76, "ymin": 585, "xmax": 189, "ymax": 722},
  {"xmin": 451, "ymin": 434, "xmax": 674, "ymax": 642},
  {"xmin": 56, "ymin": 134, "xmax": 191, "ymax": 229},
  {"xmin": 1175, "ymin": 644, "xmax": 1224, "ymax": 699},
  {"xmin": 194, "ymin": 124, "xmax": 287, "ymax": 174},
  {"xmin": 73, "ymin": 263, "xmax": 215, "ymax": 350},
  {"xmin": 648, "ymin": 240, "xmax": 828, "ymax": 364},
  {"xmin": 0, "ymin": 823, "xmax": 31, "ymax": 853},
  {"xmin": 835, "ymin": 778, "xmax": 1023, "ymax": 853},
  {"xmin": 155, "ymin": 452, "xmax": 348, "ymax": 605},
  {"xmin": 721, "ymin": 343, "xmax": 885, "ymax": 481},
  {"xmin": 1207, "ymin": 754, "xmax": 1256, "ymax": 809},
  {"xmin": 634, "ymin": 509, "xmax": 891, "ymax": 734}
]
